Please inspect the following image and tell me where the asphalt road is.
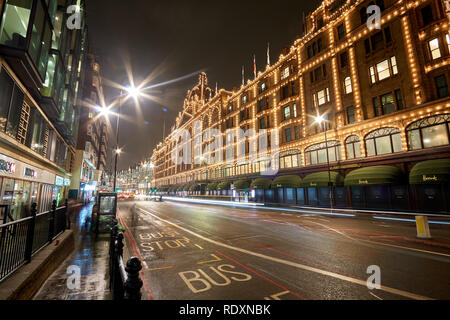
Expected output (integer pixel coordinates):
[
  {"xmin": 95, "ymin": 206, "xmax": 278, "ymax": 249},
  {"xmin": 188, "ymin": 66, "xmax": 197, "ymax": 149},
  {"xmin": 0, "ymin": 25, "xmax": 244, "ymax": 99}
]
[{"xmin": 118, "ymin": 200, "xmax": 450, "ymax": 300}]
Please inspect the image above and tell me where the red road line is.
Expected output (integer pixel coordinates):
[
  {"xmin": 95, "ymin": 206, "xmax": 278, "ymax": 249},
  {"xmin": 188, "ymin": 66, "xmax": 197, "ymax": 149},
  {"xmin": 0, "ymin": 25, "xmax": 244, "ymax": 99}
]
[
  {"xmin": 215, "ymin": 250, "xmax": 307, "ymax": 300},
  {"xmin": 117, "ymin": 212, "xmax": 154, "ymax": 300},
  {"xmin": 256, "ymin": 244, "xmax": 364, "ymax": 281},
  {"xmin": 334, "ymin": 227, "xmax": 450, "ymax": 249}
]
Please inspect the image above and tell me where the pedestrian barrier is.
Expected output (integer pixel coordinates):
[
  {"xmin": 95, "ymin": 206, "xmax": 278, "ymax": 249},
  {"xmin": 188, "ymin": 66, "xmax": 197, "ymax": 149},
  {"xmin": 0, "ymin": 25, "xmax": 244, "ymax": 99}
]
[
  {"xmin": 0, "ymin": 200, "xmax": 69, "ymax": 283},
  {"xmin": 109, "ymin": 220, "xmax": 143, "ymax": 300}
]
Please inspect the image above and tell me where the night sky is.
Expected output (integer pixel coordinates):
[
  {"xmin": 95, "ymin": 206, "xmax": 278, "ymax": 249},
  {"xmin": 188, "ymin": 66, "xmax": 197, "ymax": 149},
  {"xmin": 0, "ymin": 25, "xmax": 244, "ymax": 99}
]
[{"xmin": 86, "ymin": 0, "xmax": 322, "ymax": 171}]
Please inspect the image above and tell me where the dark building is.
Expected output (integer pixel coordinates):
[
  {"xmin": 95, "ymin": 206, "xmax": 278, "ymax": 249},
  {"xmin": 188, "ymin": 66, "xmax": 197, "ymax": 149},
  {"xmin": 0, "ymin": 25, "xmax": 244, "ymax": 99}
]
[{"xmin": 0, "ymin": 0, "xmax": 88, "ymax": 219}]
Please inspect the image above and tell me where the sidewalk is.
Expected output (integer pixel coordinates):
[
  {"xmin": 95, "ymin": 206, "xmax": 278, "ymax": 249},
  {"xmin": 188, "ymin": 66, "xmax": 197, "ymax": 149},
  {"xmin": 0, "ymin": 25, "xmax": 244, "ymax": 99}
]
[{"xmin": 33, "ymin": 204, "xmax": 111, "ymax": 300}]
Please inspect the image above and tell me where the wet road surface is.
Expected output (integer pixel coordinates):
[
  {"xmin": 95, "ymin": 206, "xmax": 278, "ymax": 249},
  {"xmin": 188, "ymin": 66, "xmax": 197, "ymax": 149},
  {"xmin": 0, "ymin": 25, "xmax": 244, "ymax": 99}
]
[{"xmin": 117, "ymin": 200, "xmax": 450, "ymax": 300}]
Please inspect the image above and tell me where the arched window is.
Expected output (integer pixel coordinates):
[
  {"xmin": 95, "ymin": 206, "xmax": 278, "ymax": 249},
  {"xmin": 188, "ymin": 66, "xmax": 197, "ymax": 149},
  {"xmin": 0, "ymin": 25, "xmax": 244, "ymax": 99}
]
[
  {"xmin": 279, "ymin": 150, "xmax": 302, "ymax": 169},
  {"xmin": 365, "ymin": 127, "xmax": 402, "ymax": 156},
  {"xmin": 305, "ymin": 141, "xmax": 342, "ymax": 165},
  {"xmin": 345, "ymin": 135, "xmax": 362, "ymax": 159},
  {"xmin": 407, "ymin": 115, "xmax": 450, "ymax": 150},
  {"xmin": 253, "ymin": 158, "xmax": 272, "ymax": 173},
  {"xmin": 236, "ymin": 161, "xmax": 251, "ymax": 176}
]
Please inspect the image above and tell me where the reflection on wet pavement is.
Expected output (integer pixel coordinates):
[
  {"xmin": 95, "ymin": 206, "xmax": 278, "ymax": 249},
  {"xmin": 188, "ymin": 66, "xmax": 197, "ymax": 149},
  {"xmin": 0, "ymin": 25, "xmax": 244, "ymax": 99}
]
[{"xmin": 34, "ymin": 204, "xmax": 111, "ymax": 300}]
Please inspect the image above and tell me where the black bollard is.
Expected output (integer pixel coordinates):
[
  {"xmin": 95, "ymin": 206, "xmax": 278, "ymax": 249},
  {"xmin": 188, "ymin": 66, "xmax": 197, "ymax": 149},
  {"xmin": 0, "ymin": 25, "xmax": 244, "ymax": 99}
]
[{"xmin": 124, "ymin": 257, "xmax": 143, "ymax": 300}]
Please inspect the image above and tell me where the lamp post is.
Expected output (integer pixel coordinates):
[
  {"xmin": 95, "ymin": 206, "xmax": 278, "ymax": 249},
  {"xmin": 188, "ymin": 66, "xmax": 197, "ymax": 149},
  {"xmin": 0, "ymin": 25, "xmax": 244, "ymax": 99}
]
[
  {"xmin": 113, "ymin": 86, "xmax": 142, "ymax": 193},
  {"xmin": 315, "ymin": 115, "xmax": 333, "ymax": 212}
]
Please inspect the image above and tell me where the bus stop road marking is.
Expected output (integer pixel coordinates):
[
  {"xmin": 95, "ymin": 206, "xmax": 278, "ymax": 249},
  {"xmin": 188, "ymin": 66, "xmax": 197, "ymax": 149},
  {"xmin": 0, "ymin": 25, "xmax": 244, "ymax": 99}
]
[{"xmin": 139, "ymin": 206, "xmax": 433, "ymax": 301}]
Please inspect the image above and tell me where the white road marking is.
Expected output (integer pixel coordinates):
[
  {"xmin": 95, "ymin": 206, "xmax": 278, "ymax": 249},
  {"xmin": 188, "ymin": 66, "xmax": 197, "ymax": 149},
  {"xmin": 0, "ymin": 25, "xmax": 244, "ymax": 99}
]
[
  {"xmin": 139, "ymin": 207, "xmax": 433, "ymax": 301},
  {"xmin": 310, "ymin": 221, "xmax": 450, "ymax": 258}
]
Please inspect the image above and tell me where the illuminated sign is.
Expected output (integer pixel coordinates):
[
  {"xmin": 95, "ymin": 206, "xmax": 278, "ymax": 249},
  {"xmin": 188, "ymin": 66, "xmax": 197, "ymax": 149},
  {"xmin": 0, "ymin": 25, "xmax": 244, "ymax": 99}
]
[
  {"xmin": 55, "ymin": 176, "xmax": 64, "ymax": 186},
  {"xmin": 423, "ymin": 175, "xmax": 438, "ymax": 182},
  {"xmin": 64, "ymin": 178, "xmax": 71, "ymax": 186},
  {"xmin": 0, "ymin": 159, "xmax": 15, "ymax": 174}
]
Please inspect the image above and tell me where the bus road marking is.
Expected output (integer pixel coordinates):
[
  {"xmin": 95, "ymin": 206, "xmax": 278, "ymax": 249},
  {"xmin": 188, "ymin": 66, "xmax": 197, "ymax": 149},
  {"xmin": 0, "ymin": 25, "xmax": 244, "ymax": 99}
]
[
  {"xmin": 139, "ymin": 207, "xmax": 433, "ymax": 301},
  {"xmin": 197, "ymin": 254, "xmax": 223, "ymax": 265}
]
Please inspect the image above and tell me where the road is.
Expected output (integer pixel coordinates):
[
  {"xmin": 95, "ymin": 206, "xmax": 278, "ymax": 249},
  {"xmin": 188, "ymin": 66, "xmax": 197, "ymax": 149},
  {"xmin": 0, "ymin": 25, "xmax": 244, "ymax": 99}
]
[{"xmin": 117, "ymin": 200, "xmax": 450, "ymax": 300}]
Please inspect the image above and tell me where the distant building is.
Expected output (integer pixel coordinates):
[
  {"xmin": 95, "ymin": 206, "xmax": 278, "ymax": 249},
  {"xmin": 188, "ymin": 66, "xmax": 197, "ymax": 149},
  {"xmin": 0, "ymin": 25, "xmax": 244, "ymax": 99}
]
[
  {"xmin": 0, "ymin": 0, "xmax": 89, "ymax": 219},
  {"xmin": 151, "ymin": 0, "xmax": 450, "ymax": 213},
  {"xmin": 69, "ymin": 53, "xmax": 109, "ymax": 201}
]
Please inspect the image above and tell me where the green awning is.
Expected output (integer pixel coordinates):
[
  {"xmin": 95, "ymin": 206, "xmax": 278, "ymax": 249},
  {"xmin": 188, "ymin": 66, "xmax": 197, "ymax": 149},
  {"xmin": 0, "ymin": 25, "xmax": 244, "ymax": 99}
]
[
  {"xmin": 177, "ymin": 186, "xmax": 185, "ymax": 191},
  {"xmin": 410, "ymin": 159, "xmax": 450, "ymax": 185},
  {"xmin": 183, "ymin": 185, "xmax": 191, "ymax": 191},
  {"xmin": 217, "ymin": 181, "xmax": 231, "ymax": 191},
  {"xmin": 302, "ymin": 172, "xmax": 344, "ymax": 188},
  {"xmin": 345, "ymin": 166, "xmax": 404, "ymax": 186},
  {"xmin": 206, "ymin": 183, "xmax": 218, "ymax": 191},
  {"xmin": 190, "ymin": 184, "xmax": 200, "ymax": 191},
  {"xmin": 271, "ymin": 175, "xmax": 302, "ymax": 188},
  {"xmin": 234, "ymin": 179, "xmax": 251, "ymax": 190},
  {"xmin": 251, "ymin": 178, "xmax": 272, "ymax": 190}
]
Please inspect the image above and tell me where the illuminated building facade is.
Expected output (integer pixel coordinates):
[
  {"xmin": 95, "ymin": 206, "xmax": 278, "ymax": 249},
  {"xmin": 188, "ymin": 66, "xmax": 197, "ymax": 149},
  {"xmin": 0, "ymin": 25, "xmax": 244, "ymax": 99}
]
[{"xmin": 151, "ymin": 0, "xmax": 450, "ymax": 213}]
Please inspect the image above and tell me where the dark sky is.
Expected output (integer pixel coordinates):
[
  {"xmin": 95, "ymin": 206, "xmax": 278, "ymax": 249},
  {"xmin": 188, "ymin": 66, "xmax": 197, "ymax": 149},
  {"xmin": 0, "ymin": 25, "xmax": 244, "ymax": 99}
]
[{"xmin": 85, "ymin": 0, "xmax": 322, "ymax": 171}]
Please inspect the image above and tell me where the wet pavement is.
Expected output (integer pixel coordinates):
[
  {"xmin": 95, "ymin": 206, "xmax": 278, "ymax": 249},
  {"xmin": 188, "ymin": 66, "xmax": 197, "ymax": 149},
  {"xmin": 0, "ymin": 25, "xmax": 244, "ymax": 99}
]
[
  {"xmin": 118, "ymin": 200, "xmax": 450, "ymax": 300},
  {"xmin": 34, "ymin": 204, "xmax": 111, "ymax": 300}
]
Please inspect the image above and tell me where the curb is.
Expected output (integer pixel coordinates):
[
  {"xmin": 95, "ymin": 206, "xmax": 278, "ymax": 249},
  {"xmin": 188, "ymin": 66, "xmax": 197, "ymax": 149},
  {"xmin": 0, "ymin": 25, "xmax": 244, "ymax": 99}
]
[{"xmin": 0, "ymin": 230, "xmax": 75, "ymax": 300}]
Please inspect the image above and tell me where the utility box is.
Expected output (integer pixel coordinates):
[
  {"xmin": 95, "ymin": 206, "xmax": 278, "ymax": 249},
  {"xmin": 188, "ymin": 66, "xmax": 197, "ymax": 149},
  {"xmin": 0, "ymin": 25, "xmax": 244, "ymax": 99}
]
[{"xmin": 95, "ymin": 193, "xmax": 118, "ymax": 234}]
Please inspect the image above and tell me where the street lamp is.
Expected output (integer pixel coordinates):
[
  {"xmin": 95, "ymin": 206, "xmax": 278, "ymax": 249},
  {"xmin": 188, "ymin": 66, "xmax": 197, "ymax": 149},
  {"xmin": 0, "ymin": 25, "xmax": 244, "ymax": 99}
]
[
  {"xmin": 315, "ymin": 115, "xmax": 333, "ymax": 212},
  {"xmin": 113, "ymin": 86, "xmax": 143, "ymax": 193}
]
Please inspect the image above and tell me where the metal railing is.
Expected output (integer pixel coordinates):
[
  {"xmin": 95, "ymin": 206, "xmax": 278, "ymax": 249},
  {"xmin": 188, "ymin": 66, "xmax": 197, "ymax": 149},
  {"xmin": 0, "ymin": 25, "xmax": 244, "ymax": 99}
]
[
  {"xmin": 109, "ymin": 221, "xmax": 143, "ymax": 300},
  {"xmin": 0, "ymin": 200, "xmax": 68, "ymax": 283}
]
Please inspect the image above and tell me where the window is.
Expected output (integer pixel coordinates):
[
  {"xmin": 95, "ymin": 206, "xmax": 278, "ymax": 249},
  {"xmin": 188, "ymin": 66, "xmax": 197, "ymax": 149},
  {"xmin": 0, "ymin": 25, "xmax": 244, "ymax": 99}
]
[
  {"xmin": 365, "ymin": 128, "xmax": 402, "ymax": 156},
  {"xmin": 447, "ymin": 34, "xmax": 450, "ymax": 53},
  {"xmin": 380, "ymin": 92, "xmax": 395, "ymax": 115},
  {"xmin": 365, "ymin": 27, "xmax": 393, "ymax": 54},
  {"xmin": 345, "ymin": 135, "xmax": 362, "ymax": 159},
  {"xmin": 280, "ymin": 85, "xmax": 289, "ymax": 101},
  {"xmin": 259, "ymin": 80, "xmax": 268, "ymax": 93},
  {"xmin": 347, "ymin": 106, "xmax": 355, "ymax": 124},
  {"xmin": 435, "ymin": 75, "xmax": 449, "ymax": 99},
  {"xmin": 340, "ymin": 52, "xmax": 348, "ymax": 68},
  {"xmin": 294, "ymin": 126, "xmax": 300, "ymax": 139},
  {"xmin": 29, "ymin": 0, "xmax": 51, "ymax": 79},
  {"xmin": 314, "ymin": 88, "xmax": 330, "ymax": 106},
  {"xmin": 30, "ymin": 110, "xmax": 47, "ymax": 156},
  {"xmin": 0, "ymin": 67, "xmax": 25, "ymax": 138},
  {"xmin": 371, "ymin": 31, "xmax": 384, "ymax": 51},
  {"xmin": 305, "ymin": 141, "xmax": 342, "ymax": 165},
  {"xmin": 395, "ymin": 90, "xmax": 404, "ymax": 110},
  {"xmin": 429, "ymin": 38, "xmax": 441, "ymax": 60},
  {"xmin": 369, "ymin": 56, "xmax": 398, "ymax": 83},
  {"xmin": 241, "ymin": 93, "xmax": 248, "ymax": 105},
  {"xmin": 0, "ymin": 0, "xmax": 33, "ymax": 49},
  {"xmin": 373, "ymin": 90, "xmax": 403, "ymax": 116},
  {"xmin": 285, "ymin": 128, "xmax": 292, "ymax": 142},
  {"xmin": 293, "ymin": 104, "xmax": 298, "ymax": 118},
  {"xmin": 283, "ymin": 106, "xmax": 291, "ymax": 121},
  {"xmin": 279, "ymin": 151, "xmax": 302, "ymax": 169},
  {"xmin": 281, "ymin": 67, "xmax": 290, "ymax": 80},
  {"xmin": 227, "ymin": 103, "xmax": 233, "ymax": 114},
  {"xmin": 337, "ymin": 23, "xmax": 346, "ymax": 40},
  {"xmin": 344, "ymin": 77, "xmax": 352, "ymax": 94},
  {"xmin": 258, "ymin": 98, "xmax": 269, "ymax": 112},
  {"xmin": 259, "ymin": 117, "xmax": 266, "ymax": 130},
  {"xmin": 421, "ymin": 5, "xmax": 433, "ymax": 27},
  {"xmin": 407, "ymin": 115, "xmax": 450, "ymax": 150}
]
